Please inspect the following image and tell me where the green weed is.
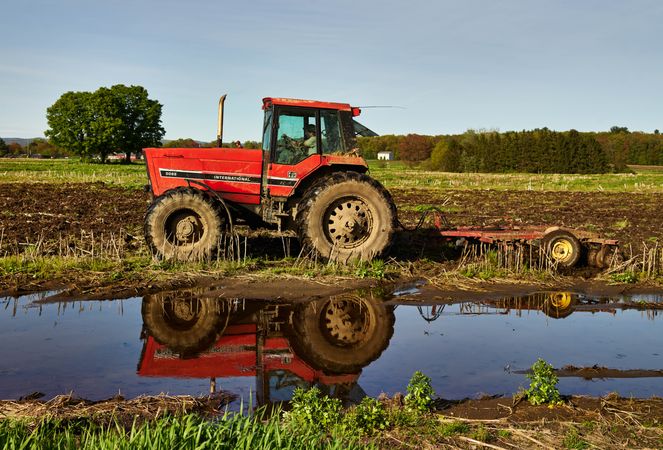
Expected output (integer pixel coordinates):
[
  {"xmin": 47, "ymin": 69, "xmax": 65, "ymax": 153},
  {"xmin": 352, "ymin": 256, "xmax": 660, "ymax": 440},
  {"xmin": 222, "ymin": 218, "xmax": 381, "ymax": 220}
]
[
  {"xmin": 525, "ymin": 358, "xmax": 563, "ymax": 406},
  {"xmin": 471, "ymin": 423, "xmax": 492, "ymax": 442},
  {"xmin": 439, "ymin": 421, "xmax": 469, "ymax": 436},
  {"xmin": 285, "ymin": 387, "xmax": 342, "ymax": 432},
  {"xmin": 610, "ymin": 271, "xmax": 639, "ymax": 284},
  {"xmin": 405, "ymin": 371, "xmax": 436, "ymax": 413},
  {"xmin": 612, "ymin": 219, "xmax": 629, "ymax": 230},
  {"xmin": 354, "ymin": 259, "xmax": 387, "ymax": 279},
  {"xmin": 342, "ymin": 397, "xmax": 390, "ymax": 435},
  {"xmin": 563, "ymin": 427, "xmax": 589, "ymax": 449}
]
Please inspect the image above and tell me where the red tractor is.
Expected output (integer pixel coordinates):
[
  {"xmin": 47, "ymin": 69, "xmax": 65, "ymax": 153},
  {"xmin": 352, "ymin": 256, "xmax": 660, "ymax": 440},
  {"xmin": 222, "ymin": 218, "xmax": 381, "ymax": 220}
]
[{"xmin": 143, "ymin": 96, "xmax": 397, "ymax": 262}]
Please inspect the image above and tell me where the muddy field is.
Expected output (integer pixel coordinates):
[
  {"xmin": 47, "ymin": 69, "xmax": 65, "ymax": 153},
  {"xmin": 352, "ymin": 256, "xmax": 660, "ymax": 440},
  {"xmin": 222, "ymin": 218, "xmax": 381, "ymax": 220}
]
[
  {"xmin": 1, "ymin": 182, "xmax": 661, "ymax": 255},
  {"xmin": 0, "ymin": 183, "xmax": 146, "ymax": 250}
]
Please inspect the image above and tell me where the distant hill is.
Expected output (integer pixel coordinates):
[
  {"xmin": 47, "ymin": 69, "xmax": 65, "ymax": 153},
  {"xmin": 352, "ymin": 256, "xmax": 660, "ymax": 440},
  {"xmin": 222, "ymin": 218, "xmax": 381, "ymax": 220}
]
[{"xmin": 0, "ymin": 137, "xmax": 42, "ymax": 146}]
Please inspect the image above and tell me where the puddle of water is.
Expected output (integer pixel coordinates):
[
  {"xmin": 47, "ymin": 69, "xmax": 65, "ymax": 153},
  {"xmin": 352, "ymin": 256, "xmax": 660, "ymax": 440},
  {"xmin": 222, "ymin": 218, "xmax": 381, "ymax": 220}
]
[{"xmin": 1, "ymin": 290, "xmax": 661, "ymax": 404}]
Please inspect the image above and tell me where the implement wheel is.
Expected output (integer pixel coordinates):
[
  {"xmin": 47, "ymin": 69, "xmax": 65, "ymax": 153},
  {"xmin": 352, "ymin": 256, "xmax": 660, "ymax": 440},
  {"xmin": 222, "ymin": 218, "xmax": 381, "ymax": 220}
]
[
  {"xmin": 544, "ymin": 291, "xmax": 576, "ymax": 319},
  {"xmin": 296, "ymin": 172, "xmax": 397, "ymax": 262},
  {"xmin": 542, "ymin": 229, "xmax": 582, "ymax": 268},
  {"xmin": 145, "ymin": 188, "xmax": 225, "ymax": 261}
]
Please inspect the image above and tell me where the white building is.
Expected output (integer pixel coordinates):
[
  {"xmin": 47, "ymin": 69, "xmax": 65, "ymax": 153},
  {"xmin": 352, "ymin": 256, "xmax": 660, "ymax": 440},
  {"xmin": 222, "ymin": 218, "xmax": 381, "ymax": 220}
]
[{"xmin": 377, "ymin": 151, "xmax": 394, "ymax": 161}]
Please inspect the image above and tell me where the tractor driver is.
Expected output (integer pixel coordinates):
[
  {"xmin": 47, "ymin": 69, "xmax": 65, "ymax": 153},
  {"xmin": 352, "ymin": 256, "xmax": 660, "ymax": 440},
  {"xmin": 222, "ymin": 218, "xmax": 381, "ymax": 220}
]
[{"xmin": 302, "ymin": 124, "xmax": 317, "ymax": 155}]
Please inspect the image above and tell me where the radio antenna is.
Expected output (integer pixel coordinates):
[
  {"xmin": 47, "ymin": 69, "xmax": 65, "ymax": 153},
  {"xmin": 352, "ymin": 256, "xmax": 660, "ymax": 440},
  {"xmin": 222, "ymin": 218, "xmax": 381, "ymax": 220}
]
[{"xmin": 358, "ymin": 105, "xmax": 406, "ymax": 109}]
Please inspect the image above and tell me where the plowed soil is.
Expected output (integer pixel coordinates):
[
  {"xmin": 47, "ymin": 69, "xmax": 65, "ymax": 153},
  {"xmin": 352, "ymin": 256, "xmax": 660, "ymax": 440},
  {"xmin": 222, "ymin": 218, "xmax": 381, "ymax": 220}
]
[
  {"xmin": 394, "ymin": 188, "xmax": 663, "ymax": 251},
  {"xmin": 1, "ymin": 183, "xmax": 661, "ymax": 254}
]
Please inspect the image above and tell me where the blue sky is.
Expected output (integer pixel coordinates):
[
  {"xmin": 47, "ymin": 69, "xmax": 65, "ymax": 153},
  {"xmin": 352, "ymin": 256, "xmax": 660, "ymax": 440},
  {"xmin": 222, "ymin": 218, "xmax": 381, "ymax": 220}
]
[{"xmin": 1, "ymin": 0, "xmax": 662, "ymax": 141}]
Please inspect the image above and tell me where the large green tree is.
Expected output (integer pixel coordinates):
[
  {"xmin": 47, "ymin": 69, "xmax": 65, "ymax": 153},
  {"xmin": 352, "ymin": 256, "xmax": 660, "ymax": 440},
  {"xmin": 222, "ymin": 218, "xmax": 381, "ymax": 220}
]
[{"xmin": 46, "ymin": 85, "xmax": 164, "ymax": 162}]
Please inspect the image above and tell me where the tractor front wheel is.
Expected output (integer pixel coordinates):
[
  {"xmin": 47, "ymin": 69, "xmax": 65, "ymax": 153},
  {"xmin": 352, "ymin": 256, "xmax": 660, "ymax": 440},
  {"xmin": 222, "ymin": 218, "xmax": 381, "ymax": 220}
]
[
  {"xmin": 296, "ymin": 172, "xmax": 397, "ymax": 262},
  {"xmin": 145, "ymin": 188, "xmax": 225, "ymax": 261}
]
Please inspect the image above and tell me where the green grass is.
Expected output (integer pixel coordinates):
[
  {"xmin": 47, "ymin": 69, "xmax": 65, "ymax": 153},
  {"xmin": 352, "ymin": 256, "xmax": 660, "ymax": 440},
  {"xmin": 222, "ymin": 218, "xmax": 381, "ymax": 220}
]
[
  {"xmin": 367, "ymin": 160, "xmax": 663, "ymax": 193},
  {"xmin": 0, "ymin": 412, "xmax": 365, "ymax": 450},
  {"xmin": 0, "ymin": 158, "xmax": 146, "ymax": 188},
  {"xmin": 3, "ymin": 158, "xmax": 663, "ymax": 193}
]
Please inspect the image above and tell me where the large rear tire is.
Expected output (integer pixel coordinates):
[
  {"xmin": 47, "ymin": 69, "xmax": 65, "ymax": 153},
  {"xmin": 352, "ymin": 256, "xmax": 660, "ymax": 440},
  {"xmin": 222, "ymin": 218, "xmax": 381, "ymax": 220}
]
[
  {"xmin": 296, "ymin": 172, "xmax": 397, "ymax": 262},
  {"xmin": 288, "ymin": 294, "xmax": 395, "ymax": 374},
  {"xmin": 145, "ymin": 188, "xmax": 224, "ymax": 261}
]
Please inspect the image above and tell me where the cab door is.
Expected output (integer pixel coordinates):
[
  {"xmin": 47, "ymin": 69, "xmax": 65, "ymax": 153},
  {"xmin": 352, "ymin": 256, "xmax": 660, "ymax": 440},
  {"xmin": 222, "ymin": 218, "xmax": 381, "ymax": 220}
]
[{"xmin": 265, "ymin": 107, "xmax": 322, "ymax": 197}]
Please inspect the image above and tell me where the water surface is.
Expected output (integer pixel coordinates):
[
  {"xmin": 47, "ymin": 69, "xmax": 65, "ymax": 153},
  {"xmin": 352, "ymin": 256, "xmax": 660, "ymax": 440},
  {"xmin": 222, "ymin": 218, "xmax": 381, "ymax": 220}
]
[{"xmin": 1, "ymin": 289, "xmax": 661, "ymax": 404}]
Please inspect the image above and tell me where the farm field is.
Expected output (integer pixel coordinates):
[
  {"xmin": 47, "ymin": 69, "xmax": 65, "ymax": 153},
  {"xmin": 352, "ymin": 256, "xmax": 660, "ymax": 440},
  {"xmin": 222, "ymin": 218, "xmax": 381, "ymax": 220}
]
[
  {"xmin": 1, "ymin": 158, "xmax": 663, "ymax": 449},
  {"xmin": 0, "ymin": 158, "xmax": 662, "ymax": 294}
]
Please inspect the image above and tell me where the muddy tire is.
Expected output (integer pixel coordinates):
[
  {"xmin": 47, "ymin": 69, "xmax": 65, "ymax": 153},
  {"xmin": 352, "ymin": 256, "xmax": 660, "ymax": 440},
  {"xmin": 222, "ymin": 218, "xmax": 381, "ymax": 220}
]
[
  {"xmin": 142, "ymin": 292, "xmax": 230, "ymax": 357},
  {"xmin": 145, "ymin": 188, "xmax": 224, "ymax": 261},
  {"xmin": 296, "ymin": 172, "xmax": 397, "ymax": 262},
  {"xmin": 542, "ymin": 229, "xmax": 582, "ymax": 268},
  {"xmin": 288, "ymin": 294, "xmax": 395, "ymax": 374}
]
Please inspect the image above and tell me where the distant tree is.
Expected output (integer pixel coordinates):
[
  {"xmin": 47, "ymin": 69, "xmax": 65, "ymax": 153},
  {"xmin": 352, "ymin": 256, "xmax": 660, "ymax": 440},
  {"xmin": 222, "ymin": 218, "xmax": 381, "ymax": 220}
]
[
  {"xmin": 45, "ymin": 85, "xmax": 164, "ymax": 163},
  {"xmin": 163, "ymin": 138, "xmax": 200, "ymax": 148},
  {"xmin": 7, "ymin": 142, "xmax": 22, "ymax": 156},
  {"xmin": 398, "ymin": 134, "xmax": 432, "ymax": 163},
  {"xmin": 28, "ymin": 138, "xmax": 68, "ymax": 158},
  {"xmin": 0, "ymin": 138, "xmax": 8, "ymax": 156},
  {"xmin": 610, "ymin": 126, "xmax": 629, "ymax": 134},
  {"xmin": 655, "ymin": 129, "xmax": 660, "ymax": 135},
  {"xmin": 242, "ymin": 140, "xmax": 261, "ymax": 149},
  {"xmin": 430, "ymin": 138, "xmax": 462, "ymax": 172},
  {"xmin": 429, "ymin": 139, "xmax": 447, "ymax": 170}
]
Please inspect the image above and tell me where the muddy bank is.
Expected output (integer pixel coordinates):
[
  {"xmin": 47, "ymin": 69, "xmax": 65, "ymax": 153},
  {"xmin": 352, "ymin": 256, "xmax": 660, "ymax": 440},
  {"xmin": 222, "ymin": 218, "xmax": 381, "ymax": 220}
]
[
  {"xmin": 1, "ymin": 274, "xmax": 658, "ymax": 304},
  {"xmin": 2, "ymin": 272, "xmax": 662, "ymax": 304}
]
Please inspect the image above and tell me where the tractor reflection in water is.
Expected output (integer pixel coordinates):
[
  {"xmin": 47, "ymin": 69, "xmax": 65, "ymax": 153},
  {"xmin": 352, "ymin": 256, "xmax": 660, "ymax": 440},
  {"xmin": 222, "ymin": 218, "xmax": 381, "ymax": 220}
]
[{"xmin": 138, "ymin": 290, "xmax": 394, "ymax": 406}]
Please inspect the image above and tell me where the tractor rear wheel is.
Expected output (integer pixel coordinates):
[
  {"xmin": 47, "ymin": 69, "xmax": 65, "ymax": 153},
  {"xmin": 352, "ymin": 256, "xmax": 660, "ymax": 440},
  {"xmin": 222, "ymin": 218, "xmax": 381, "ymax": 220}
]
[
  {"xmin": 145, "ymin": 188, "xmax": 225, "ymax": 261},
  {"xmin": 288, "ymin": 294, "xmax": 395, "ymax": 374},
  {"xmin": 296, "ymin": 172, "xmax": 397, "ymax": 262},
  {"xmin": 542, "ymin": 229, "xmax": 582, "ymax": 268}
]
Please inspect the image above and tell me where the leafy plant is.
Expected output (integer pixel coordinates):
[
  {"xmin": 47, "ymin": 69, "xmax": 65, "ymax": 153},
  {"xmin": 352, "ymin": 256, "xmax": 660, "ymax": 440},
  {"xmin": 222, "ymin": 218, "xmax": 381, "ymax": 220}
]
[
  {"xmin": 354, "ymin": 260, "xmax": 387, "ymax": 279},
  {"xmin": 610, "ymin": 271, "xmax": 639, "ymax": 283},
  {"xmin": 343, "ymin": 397, "xmax": 389, "ymax": 435},
  {"xmin": 405, "ymin": 371, "xmax": 436, "ymax": 413},
  {"xmin": 525, "ymin": 359, "xmax": 563, "ymax": 406},
  {"xmin": 286, "ymin": 387, "xmax": 342, "ymax": 431}
]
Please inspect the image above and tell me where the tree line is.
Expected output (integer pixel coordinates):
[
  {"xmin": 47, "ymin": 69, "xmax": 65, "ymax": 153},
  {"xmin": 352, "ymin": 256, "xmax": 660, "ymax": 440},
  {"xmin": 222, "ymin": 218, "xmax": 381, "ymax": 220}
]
[
  {"xmin": 357, "ymin": 127, "xmax": 663, "ymax": 173},
  {"xmin": 0, "ymin": 137, "xmax": 73, "ymax": 158}
]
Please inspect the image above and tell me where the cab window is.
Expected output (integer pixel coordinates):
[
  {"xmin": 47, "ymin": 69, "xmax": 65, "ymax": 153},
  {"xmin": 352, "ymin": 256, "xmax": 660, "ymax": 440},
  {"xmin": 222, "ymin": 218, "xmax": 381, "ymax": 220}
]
[
  {"xmin": 274, "ymin": 109, "xmax": 317, "ymax": 165},
  {"xmin": 320, "ymin": 110, "xmax": 344, "ymax": 154}
]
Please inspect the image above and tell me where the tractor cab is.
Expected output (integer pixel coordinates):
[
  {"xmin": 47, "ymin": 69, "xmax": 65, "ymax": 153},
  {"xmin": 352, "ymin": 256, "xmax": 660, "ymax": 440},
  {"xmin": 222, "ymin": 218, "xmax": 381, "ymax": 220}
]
[{"xmin": 261, "ymin": 97, "xmax": 361, "ymax": 165}]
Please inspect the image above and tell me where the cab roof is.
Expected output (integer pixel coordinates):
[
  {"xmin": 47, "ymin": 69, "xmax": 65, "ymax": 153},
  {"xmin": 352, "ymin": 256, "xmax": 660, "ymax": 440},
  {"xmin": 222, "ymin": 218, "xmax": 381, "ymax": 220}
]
[{"xmin": 262, "ymin": 97, "xmax": 354, "ymax": 112}]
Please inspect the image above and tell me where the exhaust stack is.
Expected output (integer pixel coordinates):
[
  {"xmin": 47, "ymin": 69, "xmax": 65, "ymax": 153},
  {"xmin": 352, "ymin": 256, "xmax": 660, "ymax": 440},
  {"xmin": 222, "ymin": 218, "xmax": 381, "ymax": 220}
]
[{"xmin": 216, "ymin": 94, "xmax": 227, "ymax": 147}]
